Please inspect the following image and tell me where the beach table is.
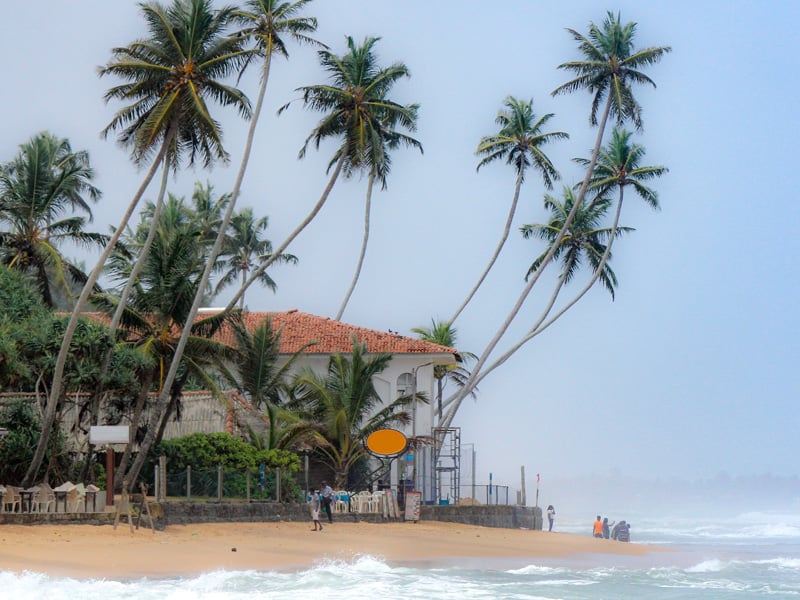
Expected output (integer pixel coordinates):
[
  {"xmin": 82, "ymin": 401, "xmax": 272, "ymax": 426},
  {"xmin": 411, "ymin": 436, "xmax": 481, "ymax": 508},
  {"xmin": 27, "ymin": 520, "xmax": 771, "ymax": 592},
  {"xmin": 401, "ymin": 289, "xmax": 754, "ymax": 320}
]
[
  {"xmin": 53, "ymin": 482, "xmax": 76, "ymax": 512},
  {"xmin": 19, "ymin": 488, "xmax": 36, "ymax": 513}
]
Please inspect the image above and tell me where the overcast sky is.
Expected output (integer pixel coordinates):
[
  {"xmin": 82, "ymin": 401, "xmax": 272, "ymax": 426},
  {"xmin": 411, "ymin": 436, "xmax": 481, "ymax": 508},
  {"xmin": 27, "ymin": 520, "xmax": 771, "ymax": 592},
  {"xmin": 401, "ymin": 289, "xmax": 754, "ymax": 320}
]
[{"xmin": 3, "ymin": 1, "xmax": 798, "ymax": 496}]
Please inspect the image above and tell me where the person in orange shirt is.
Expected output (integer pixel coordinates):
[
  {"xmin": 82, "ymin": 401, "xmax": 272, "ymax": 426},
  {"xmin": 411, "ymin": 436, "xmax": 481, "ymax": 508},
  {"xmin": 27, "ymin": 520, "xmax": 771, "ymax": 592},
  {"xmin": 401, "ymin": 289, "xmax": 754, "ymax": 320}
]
[{"xmin": 593, "ymin": 515, "xmax": 604, "ymax": 538}]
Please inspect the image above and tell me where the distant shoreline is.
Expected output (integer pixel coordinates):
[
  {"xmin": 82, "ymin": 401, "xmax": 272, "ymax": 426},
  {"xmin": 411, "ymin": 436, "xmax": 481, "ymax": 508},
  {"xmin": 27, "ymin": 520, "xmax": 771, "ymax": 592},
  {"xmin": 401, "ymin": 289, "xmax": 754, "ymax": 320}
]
[{"xmin": 0, "ymin": 521, "xmax": 668, "ymax": 579}]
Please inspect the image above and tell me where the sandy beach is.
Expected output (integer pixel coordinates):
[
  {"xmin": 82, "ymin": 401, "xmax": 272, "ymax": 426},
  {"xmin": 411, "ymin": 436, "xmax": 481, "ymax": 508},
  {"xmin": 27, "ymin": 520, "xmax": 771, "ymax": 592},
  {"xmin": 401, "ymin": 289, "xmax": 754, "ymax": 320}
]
[{"xmin": 0, "ymin": 521, "xmax": 666, "ymax": 579}]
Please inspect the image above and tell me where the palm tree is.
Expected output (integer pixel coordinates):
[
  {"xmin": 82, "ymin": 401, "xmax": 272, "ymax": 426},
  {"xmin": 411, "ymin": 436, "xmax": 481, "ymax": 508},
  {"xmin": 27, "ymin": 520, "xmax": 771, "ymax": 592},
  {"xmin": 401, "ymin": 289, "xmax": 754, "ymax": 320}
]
[
  {"xmin": 411, "ymin": 319, "xmax": 476, "ymax": 422},
  {"xmin": 225, "ymin": 35, "xmax": 420, "ymax": 313},
  {"xmin": 522, "ymin": 188, "xmax": 629, "ymax": 298},
  {"xmin": 447, "ymin": 134, "xmax": 668, "ymax": 413},
  {"xmin": 0, "ymin": 132, "xmax": 105, "ymax": 307},
  {"xmin": 214, "ymin": 207, "xmax": 297, "ymax": 309},
  {"xmin": 223, "ymin": 315, "xmax": 316, "ymax": 450},
  {"xmin": 438, "ymin": 12, "xmax": 670, "ymax": 431},
  {"xmin": 29, "ymin": 0, "xmax": 251, "ymax": 487},
  {"xmin": 576, "ymin": 127, "xmax": 667, "ymax": 211},
  {"xmin": 448, "ymin": 97, "xmax": 567, "ymax": 324},
  {"xmin": 292, "ymin": 338, "xmax": 419, "ymax": 488}
]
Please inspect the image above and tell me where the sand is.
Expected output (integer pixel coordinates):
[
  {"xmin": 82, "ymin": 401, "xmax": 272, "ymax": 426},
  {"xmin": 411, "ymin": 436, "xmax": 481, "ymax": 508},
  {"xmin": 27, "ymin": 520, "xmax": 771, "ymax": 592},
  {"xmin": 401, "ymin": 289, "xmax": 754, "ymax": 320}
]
[{"xmin": 0, "ymin": 521, "xmax": 667, "ymax": 579}]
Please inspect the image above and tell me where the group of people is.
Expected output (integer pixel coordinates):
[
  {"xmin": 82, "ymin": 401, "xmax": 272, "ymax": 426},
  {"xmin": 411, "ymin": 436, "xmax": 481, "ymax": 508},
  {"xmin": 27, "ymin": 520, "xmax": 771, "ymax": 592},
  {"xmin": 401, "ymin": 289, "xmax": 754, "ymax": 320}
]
[
  {"xmin": 593, "ymin": 515, "xmax": 630, "ymax": 541},
  {"xmin": 309, "ymin": 481, "xmax": 334, "ymax": 531}
]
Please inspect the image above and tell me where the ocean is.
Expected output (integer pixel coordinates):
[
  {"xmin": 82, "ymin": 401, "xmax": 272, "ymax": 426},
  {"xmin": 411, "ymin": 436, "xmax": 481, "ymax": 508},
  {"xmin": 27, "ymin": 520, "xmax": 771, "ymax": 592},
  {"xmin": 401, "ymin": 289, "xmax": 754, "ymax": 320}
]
[{"xmin": 2, "ymin": 509, "xmax": 799, "ymax": 599}]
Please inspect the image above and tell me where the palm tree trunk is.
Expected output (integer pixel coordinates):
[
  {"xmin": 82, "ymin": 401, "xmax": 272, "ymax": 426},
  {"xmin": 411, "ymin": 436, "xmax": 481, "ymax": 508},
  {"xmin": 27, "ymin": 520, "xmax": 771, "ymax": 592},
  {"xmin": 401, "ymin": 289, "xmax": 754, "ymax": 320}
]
[
  {"xmin": 224, "ymin": 148, "xmax": 348, "ymax": 313},
  {"xmin": 114, "ymin": 368, "xmax": 155, "ymax": 490},
  {"xmin": 449, "ymin": 168, "xmax": 524, "ymax": 325},
  {"xmin": 437, "ymin": 97, "xmax": 614, "ymax": 432},
  {"xmin": 23, "ymin": 141, "xmax": 169, "ymax": 488},
  {"xmin": 335, "ymin": 169, "xmax": 375, "ymax": 321},
  {"xmin": 87, "ymin": 160, "xmax": 171, "ymax": 445}
]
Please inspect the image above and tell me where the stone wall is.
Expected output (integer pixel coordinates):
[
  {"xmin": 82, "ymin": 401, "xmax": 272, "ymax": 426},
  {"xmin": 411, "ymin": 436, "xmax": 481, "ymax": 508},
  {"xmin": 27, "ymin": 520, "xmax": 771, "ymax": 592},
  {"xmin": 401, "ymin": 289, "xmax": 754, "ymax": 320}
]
[{"xmin": 156, "ymin": 501, "xmax": 544, "ymax": 530}]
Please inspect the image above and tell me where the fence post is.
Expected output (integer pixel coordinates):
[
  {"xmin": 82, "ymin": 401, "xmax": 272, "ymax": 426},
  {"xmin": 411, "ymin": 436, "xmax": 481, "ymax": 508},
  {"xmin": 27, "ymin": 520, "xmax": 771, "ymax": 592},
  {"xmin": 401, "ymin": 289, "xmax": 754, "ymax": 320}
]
[
  {"xmin": 158, "ymin": 455, "xmax": 167, "ymax": 502},
  {"xmin": 217, "ymin": 465, "xmax": 223, "ymax": 502},
  {"xmin": 154, "ymin": 464, "xmax": 159, "ymax": 503},
  {"xmin": 186, "ymin": 465, "xmax": 192, "ymax": 501},
  {"xmin": 246, "ymin": 470, "xmax": 251, "ymax": 502},
  {"xmin": 275, "ymin": 467, "xmax": 281, "ymax": 502}
]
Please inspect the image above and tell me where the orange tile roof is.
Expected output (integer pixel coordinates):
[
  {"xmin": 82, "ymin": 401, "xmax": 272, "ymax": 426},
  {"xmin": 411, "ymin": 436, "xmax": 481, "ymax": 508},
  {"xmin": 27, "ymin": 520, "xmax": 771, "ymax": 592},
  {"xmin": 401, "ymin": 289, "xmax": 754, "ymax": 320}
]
[
  {"xmin": 71, "ymin": 309, "xmax": 457, "ymax": 358},
  {"xmin": 217, "ymin": 310, "xmax": 457, "ymax": 357}
]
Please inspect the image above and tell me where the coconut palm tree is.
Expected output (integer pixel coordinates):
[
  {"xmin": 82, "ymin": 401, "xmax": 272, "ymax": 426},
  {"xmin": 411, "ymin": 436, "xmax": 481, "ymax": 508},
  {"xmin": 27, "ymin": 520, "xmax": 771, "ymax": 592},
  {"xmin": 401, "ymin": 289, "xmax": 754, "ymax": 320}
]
[
  {"xmin": 446, "ymin": 135, "xmax": 668, "ymax": 414},
  {"xmin": 28, "ymin": 0, "xmax": 251, "ymax": 487},
  {"xmin": 448, "ymin": 97, "xmax": 567, "ymax": 324},
  {"xmin": 225, "ymin": 35, "xmax": 420, "ymax": 314},
  {"xmin": 439, "ymin": 12, "xmax": 670, "ymax": 432},
  {"xmin": 292, "ymin": 339, "xmax": 419, "ymax": 488},
  {"xmin": 522, "ymin": 188, "xmax": 629, "ymax": 297},
  {"xmin": 0, "ymin": 132, "xmax": 105, "ymax": 307},
  {"xmin": 214, "ymin": 207, "xmax": 297, "ymax": 309},
  {"xmin": 411, "ymin": 319, "xmax": 476, "ymax": 422}
]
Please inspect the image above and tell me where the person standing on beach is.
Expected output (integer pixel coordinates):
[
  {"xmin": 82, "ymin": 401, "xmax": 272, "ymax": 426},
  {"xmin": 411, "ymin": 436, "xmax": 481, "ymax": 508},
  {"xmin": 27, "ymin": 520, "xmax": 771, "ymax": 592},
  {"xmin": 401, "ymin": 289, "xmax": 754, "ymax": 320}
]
[
  {"xmin": 546, "ymin": 505, "xmax": 556, "ymax": 532},
  {"xmin": 320, "ymin": 481, "xmax": 334, "ymax": 524},
  {"xmin": 309, "ymin": 490, "xmax": 323, "ymax": 531},
  {"xmin": 593, "ymin": 515, "xmax": 604, "ymax": 538},
  {"xmin": 602, "ymin": 517, "xmax": 615, "ymax": 539}
]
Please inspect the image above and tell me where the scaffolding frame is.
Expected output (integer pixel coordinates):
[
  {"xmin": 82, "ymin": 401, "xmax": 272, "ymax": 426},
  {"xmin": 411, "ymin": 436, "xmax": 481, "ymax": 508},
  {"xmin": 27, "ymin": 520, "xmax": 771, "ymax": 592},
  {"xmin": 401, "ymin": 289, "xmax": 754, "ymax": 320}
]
[{"xmin": 432, "ymin": 427, "xmax": 460, "ymax": 504}]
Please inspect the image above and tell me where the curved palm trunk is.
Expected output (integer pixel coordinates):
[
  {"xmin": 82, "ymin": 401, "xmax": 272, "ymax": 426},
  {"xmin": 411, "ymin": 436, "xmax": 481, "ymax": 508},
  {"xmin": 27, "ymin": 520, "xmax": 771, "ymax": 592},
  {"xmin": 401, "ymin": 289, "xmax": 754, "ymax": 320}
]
[
  {"xmin": 460, "ymin": 187, "xmax": 626, "ymax": 397},
  {"xmin": 437, "ymin": 97, "xmax": 614, "ymax": 433},
  {"xmin": 224, "ymin": 148, "xmax": 348, "ymax": 313},
  {"xmin": 449, "ymin": 168, "xmax": 524, "ymax": 325},
  {"xmin": 335, "ymin": 169, "xmax": 375, "ymax": 321},
  {"xmin": 114, "ymin": 367, "xmax": 156, "ymax": 489},
  {"xmin": 110, "ymin": 163, "xmax": 170, "ymax": 334},
  {"xmin": 87, "ymin": 160, "xmax": 171, "ymax": 455},
  {"xmin": 23, "ymin": 142, "xmax": 169, "ymax": 487}
]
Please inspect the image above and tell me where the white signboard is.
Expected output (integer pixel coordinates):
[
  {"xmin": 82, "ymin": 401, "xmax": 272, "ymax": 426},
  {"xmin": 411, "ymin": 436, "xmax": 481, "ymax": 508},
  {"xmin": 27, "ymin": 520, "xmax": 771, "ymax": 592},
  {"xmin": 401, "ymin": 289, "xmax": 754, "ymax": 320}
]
[
  {"xmin": 404, "ymin": 491, "xmax": 422, "ymax": 522},
  {"xmin": 89, "ymin": 425, "xmax": 129, "ymax": 445}
]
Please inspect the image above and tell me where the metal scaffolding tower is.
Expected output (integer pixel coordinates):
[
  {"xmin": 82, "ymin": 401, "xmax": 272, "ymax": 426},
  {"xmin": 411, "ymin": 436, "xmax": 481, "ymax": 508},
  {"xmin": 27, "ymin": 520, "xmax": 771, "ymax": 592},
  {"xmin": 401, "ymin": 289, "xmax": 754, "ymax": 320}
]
[{"xmin": 432, "ymin": 427, "xmax": 461, "ymax": 504}]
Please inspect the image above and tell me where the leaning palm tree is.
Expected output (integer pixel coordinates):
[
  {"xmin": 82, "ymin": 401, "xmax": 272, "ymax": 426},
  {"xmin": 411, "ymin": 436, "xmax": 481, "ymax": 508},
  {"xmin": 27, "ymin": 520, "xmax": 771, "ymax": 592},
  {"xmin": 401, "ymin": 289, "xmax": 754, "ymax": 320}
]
[
  {"xmin": 523, "ymin": 189, "xmax": 628, "ymax": 298},
  {"xmin": 224, "ymin": 35, "xmax": 419, "ymax": 313},
  {"xmin": 445, "ymin": 135, "xmax": 668, "ymax": 416},
  {"xmin": 292, "ymin": 338, "xmax": 419, "ymax": 488},
  {"xmin": 439, "ymin": 12, "xmax": 670, "ymax": 432},
  {"xmin": 27, "ymin": 0, "xmax": 250, "ymax": 487},
  {"xmin": 214, "ymin": 207, "xmax": 297, "ymax": 309},
  {"xmin": 448, "ymin": 97, "xmax": 567, "ymax": 324},
  {"xmin": 0, "ymin": 132, "xmax": 105, "ymax": 307}
]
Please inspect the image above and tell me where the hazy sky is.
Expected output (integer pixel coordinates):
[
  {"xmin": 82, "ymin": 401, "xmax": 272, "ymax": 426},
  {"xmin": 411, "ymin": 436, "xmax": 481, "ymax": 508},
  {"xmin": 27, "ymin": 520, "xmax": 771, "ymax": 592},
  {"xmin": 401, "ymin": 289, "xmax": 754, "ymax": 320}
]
[{"xmin": 3, "ymin": 1, "xmax": 798, "ymax": 494}]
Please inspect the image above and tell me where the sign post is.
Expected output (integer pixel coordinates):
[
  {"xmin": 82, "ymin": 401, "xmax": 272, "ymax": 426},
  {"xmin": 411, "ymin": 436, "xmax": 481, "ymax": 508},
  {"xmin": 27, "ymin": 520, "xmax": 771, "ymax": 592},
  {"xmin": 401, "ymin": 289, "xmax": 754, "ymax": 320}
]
[{"xmin": 89, "ymin": 426, "xmax": 129, "ymax": 507}]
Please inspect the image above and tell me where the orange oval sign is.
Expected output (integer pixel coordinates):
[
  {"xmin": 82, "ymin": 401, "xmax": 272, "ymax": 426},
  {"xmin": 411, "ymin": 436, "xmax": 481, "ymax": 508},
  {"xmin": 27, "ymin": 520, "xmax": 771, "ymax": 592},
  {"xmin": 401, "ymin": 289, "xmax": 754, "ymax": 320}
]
[{"xmin": 365, "ymin": 429, "xmax": 408, "ymax": 457}]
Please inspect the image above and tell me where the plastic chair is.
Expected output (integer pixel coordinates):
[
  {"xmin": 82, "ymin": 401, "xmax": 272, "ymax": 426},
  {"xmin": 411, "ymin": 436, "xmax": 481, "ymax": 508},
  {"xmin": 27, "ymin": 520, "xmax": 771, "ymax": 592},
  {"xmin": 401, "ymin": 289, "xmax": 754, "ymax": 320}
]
[
  {"xmin": 32, "ymin": 483, "xmax": 55, "ymax": 513},
  {"xmin": 0, "ymin": 485, "xmax": 20, "ymax": 513}
]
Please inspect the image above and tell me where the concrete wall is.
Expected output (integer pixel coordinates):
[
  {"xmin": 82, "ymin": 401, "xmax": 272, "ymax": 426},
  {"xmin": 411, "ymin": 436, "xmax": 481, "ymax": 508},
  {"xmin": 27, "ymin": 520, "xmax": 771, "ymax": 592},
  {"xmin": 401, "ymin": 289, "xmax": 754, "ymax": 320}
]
[
  {"xmin": 156, "ymin": 501, "xmax": 544, "ymax": 530},
  {"xmin": 0, "ymin": 502, "xmax": 544, "ymax": 530}
]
